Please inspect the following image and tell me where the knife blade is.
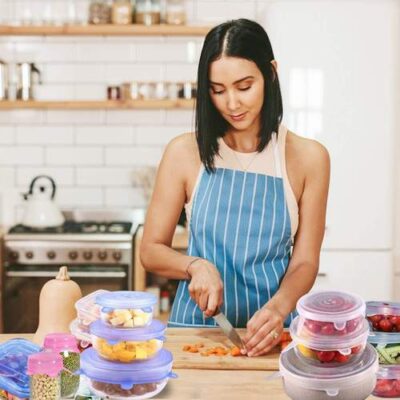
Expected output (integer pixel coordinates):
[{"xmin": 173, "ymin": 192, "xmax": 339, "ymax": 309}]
[{"xmin": 213, "ymin": 311, "xmax": 245, "ymax": 349}]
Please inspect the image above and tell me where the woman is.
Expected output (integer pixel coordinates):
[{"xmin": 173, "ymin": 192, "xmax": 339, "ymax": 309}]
[{"xmin": 140, "ymin": 18, "xmax": 330, "ymax": 357}]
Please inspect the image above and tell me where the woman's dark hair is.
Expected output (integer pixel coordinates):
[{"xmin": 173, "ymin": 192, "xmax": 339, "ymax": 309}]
[{"xmin": 195, "ymin": 18, "xmax": 283, "ymax": 172}]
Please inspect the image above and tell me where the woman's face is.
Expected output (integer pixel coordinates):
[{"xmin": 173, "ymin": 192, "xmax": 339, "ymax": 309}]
[{"xmin": 209, "ymin": 56, "xmax": 265, "ymax": 132}]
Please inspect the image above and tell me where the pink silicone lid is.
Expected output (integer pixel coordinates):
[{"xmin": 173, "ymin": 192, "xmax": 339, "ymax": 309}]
[
  {"xmin": 27, "ymin": 352, "xmax": 63, "ymax": 377},
  {"xmin": 43, "ymin": 333, "xmax": 79, "ymax": 354}
]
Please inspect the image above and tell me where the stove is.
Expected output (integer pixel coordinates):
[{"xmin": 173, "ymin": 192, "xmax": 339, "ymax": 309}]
[
  {"xmin": 2, "ymin": 209, "xmax": 146, "ymax": 333},
  {"xmin": 3, "ymin": 209, "xmax": 146, "ymax": 284}
]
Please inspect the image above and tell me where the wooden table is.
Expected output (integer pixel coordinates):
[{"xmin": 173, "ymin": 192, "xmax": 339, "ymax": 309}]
[{"xmin": 0, "ymin": 329, "xmax": 381, "ymax": 400}]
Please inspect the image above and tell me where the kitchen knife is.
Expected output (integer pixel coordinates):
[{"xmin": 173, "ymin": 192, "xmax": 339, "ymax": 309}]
[{"xmin": 213, "ymin": 311, "xmax": 245, "ymax": 349}]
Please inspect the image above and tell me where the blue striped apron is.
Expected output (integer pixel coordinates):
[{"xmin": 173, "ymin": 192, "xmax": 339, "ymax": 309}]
[{"xmin": 169, "ymin": 134, "xmax": 297, "ymax": 328}]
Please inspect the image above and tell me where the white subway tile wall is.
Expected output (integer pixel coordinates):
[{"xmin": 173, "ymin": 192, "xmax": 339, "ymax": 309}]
[{"xmin": 0, "ymin": 0, "xmax": 268, "ymax": 223}]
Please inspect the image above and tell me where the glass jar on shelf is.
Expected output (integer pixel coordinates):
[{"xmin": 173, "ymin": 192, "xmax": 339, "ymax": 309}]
[
  {"xmin": 112, "ymin": 0, "xmax": 133, "ymax": 25},
  {"xmin": 166, "ymin": 0, "xmax": 186, "ymax": 25},
  {"xmin": 88, "ymin": 0, "xmax": 112, "ymax": 24},
  {"xmin": 135, "ymin": 0, "xmax": 161, "ymax": 25}
]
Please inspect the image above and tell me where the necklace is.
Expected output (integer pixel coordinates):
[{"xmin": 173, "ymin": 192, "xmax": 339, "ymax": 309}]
[{"xmin": 230, "ymin": 149, "xmax": 259, "ymax": 172}]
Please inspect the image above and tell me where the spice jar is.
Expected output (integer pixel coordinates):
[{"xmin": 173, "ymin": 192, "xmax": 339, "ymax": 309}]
[
  {"xmin": 112, "ymin": 0, "xmax": 133, "ymax": 24},
  {"xmin": 43, "ymin": 333, "xmax": 81, "ymax": 399},
  {"xmin": 27, "ymin": 352, "xmax": 63, "ymax": 400},
  {"xmin": 88, "ymin": 0, "xmax": 111, "ymax": 24},
  {"xmin": 136, "ymin": 0, "xmax": 161, "ymax": 25},
  {"xmin": 166, "ymin": 0, "xmax": 186, "ymax": 25}
]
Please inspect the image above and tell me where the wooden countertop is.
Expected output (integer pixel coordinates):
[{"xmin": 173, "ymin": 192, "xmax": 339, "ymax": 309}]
[{"xmin": 0, "ymin": 329, "xmax": 381, "ymax": 400}]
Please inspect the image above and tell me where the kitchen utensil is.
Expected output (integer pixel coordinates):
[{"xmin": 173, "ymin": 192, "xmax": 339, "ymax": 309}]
[
  {"xmin": 21, "ymin": 175, "xmax": 65, "ymax": 228},
  {"xmin": 0, "ymin": 60, "xmax": 9, "ymax": 100},
  {"xmin": 16, "ymin": 62, "xmax": 42, "ymax": 101},
  {"xmin": 213, "ymin": 311, "xmax": 244, "ymax": 349}
]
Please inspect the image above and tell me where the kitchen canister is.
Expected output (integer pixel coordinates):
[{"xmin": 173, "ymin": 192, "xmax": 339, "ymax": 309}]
[
  {"xmin": 279, "ymin": 343, "xmax": 378, "ymax": 400},
  {"xmin": 79, "ymin": 347, "xmax": 177, "ymax": 399},
  {"xmin": 296, "ymin": 290, "xmax": 366, "ymax": 337},
  {"xmin": 43, "ymin": 333, "xmax": 80, "ymax": 398},
  {"xmin": 27, "ymin": 352, "xmax": 63, "ymax": 400},
  {"xmin": 96, "ymin": 290, "xmax": 157, "ymax": 328},
  {"xmin": 90, "ymin": 319, "xmax": 166, "ymax": 362},
  {"xmin": 0, "ymin": 339, "xmax": 41, "ymax": 399}
]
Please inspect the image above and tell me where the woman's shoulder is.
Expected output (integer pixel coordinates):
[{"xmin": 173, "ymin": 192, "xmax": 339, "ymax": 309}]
[
  {"xmin": 163, "ymin": 132, "xmax": 201, "ymax": 169},
  {"xmin": 286, "ymin": 130, "xmax": 330, "ymax": 172}
]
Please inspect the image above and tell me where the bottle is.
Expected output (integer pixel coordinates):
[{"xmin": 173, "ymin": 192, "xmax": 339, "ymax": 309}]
[
  {"xmin": 112, "ymin": 0, "xmax": 133, "ymax": 24},
  {"xmin": 27, "ymin": 352, "xmax": 63, "ymax": 400},
  {"xmin": 166, "ymin": 0, "xmax": 186, "ymax": 25},
  {"xmin": 160, "ymin": 289, "xmax": 170, "ymax": 313}
]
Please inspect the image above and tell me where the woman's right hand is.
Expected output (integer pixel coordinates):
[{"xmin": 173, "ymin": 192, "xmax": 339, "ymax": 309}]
[{"xmin": 187, "ymin": 259, "xmax": 223, "ymax": 317}]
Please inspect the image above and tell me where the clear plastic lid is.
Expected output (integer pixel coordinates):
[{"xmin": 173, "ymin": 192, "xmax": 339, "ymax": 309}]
[
  {"xmin": 297, "ymin": 291, "xmax": 366, "ymax": 330},
  {"xmin": 368, "ymin": 332, "xmax": 400, "ymax": 345},
  {"xmin": 96, "ymin": 291, "xmax": 157, "ymax": 312},
  {"xmin": 75, "ymin": 289, "xmax": 108, "ymax": 325},
  {"xmin": 80, "ymin": 348, "xmax": 176, "ymax": 389},
  {"xmin": 280, "ymin": 343, "xmax": 378, "ymax": 393},
  {"xmin": 377, "ymin": 365, "xmax": 400, "ymax": 380},
  {"xmin": 27, "ymin": 352, "xmax": 63, "ymax": 377},
  {"xmin": 0, "ymin": 339, "xmax": 41, "ymax": 398},
  {"xmin": 90, "ymin": 319, "xmax": 166, "ymax": 344},
  {"xmin": 366, "ymin": 301, "xmax": 400, "ymax": 316},
  {"xmin": 290, "ymin": 317, "xmax": 369, "ymax": 353},
  {"xmin": 70, "ymin": 319, "xmax": 92, "ymax": 344},
  {"xmin": 43, "ymin": 333, "xmax": 79, "ymax": 353}
]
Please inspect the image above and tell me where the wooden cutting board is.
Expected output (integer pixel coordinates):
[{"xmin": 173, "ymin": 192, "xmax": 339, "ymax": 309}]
[{"xmin": 164, "ymin": 328, "xmax": 281, "ymax": 371}]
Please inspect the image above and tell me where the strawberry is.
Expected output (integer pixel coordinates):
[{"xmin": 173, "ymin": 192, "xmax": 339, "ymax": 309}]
[
  {"xmin": 320, "ymin": 323, "xmax": 335, "ymax": 335},
  {"xmin": 379, "ymin": 318, "xmax": 393, "ymax": 332},
  {"xmin": 333, "ymin": 352, "xmax": 350, "ymax": 363}
]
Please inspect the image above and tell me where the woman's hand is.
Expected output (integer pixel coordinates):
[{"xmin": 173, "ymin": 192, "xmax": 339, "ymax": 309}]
[
  {"xmin": 187, "ymin": 259, "xmax": 223, "ymax": 317},
  {"xmin": 242, "ymin": 304, "xmax": 284, "ymax": 357}
]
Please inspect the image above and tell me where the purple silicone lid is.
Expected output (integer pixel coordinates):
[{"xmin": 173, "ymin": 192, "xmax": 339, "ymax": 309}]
[
  {"xmin": 90, "ymin": 319, "xmax": 166, "ymax": 344},
  {"xmin": 79, "ymin": 348, "xmax": 177, "ymax": 389},
  {"xmin": 0, "ymin": 338, "xmax": 41, "ymax": 398},
  {"xmin": 366, "ymin": 301, "xmax": 400, "ymax": 316},
  {"xmin": 96, "ymin": 291, "xmax": 157, "ymax": 312}
]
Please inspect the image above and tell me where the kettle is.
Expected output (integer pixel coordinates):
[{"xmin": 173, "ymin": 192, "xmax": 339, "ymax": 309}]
[{"xmin": 22, "ymin": 175, "xmax": 65, "ymax": 228}]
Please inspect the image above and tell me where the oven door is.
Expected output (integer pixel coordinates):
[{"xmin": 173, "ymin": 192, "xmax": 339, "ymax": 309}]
[{"xmin": 3, "ymin": 263, "xmax": 129, "ymax": 333}]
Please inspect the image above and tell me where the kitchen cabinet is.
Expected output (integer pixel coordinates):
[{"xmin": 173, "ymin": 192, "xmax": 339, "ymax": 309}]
[
  {"xmin": 264, "ymin": 0, "xmax": 397, "ymax": 250},
  {"xmin": 313, "ymin": 251, "xmax": 393, "ymax": 300}
]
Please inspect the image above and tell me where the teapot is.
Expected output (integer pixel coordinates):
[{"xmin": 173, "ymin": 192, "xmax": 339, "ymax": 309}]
[{"xmin": 22, "ymin": 175, "xmax": 65, "ymax": 228}]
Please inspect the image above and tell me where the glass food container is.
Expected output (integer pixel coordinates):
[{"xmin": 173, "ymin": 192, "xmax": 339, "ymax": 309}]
[
  {"xmin": 43, "ymin": 333, "xmax": 80, "ymax": 399},
  {"xmin": 368, "ymin": 332, "xmax": 400, "ymax": 364},
  {"xmin": 366, "ymin": 301, "xmax": 400, "ymax": 333},
  {"xmin": 296, "ymin": 290, "xmax": 366, "ymax": 337},
  {"xmin": 111, "ymin": 0, "xmax": 133, "ymax": 24},
  {"xmin": 79, "ymin": 347, "xmax": 177, "ymax": 399},
  {"xmin": 135, "ymin": 0, "xmax": 161, "ymax": 25},
  {"xmin": 373, "ymin": 365, "xmax": 400, "ymax": 398},
  {"xmin": 0, "ymin": 339, "xmax": 40, "ymax": 399},
  {"xmin": 90, "ymin": 319, "xmax": 166, "ymax": 362},
  {"xmin": 279, "ymin": 343, "xmax": 378, "ymax": 400},
  {"xmin": 96, "ymin": 291, "xmax": 157, "ymax": 328},
  {"xmin": 88, "ymin": 0, "xmax": 111, "ymax": 24},
  {"xmin": 166, "ymin": 0, "xmax": 186, "ymax": 25},
  {"xmin": 290, "ymin": 316, "xmax": 369, "ymax": 365},
  {"xmin": 27, "ymin": 352, "xmax": 63, "ymax": 400}
]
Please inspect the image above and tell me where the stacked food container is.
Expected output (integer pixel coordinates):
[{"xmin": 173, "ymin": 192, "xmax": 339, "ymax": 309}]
[
  {"xmin": 77, "ymin": 290, "xmax": 176, "ymax": 399},
  {"xmin": 279, "ymin": 291, "xmax": 379, "ymax": 400},
  {"xmin": 366, "ymin": 301, "xmax": 400, "ymax": 398}
]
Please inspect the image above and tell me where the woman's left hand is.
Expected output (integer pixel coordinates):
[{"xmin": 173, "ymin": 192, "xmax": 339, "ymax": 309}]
[{"xmin": 242, "ymin": 304, "xmax": 285, "ymax": 357}]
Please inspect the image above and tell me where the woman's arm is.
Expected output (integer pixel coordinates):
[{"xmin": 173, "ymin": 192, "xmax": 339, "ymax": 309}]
[
  {"xmin": 140, "ymin": 133, "xmax": 224, "ymax": 316},
  {"xmin": 243, "ymin": 138, "xmax": 330, "ymax": 356},
  {"xmin": 140, "ymin": 134, "xmax": 195, "ymax": 280}
]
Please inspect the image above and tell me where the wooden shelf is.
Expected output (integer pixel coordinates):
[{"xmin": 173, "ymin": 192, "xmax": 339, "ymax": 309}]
[
  {"xmin": 0, "ymin": 99, "xmax": 195, "ymax": 110},
  {"xmin": 0, "ymin": 24, "xmax": 211, "ymax": 36}
]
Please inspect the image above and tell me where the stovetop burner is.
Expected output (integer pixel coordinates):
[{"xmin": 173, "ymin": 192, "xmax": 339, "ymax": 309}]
[{"xmin": 9, "ymin": 221, "xmax": 133, "ymax": 235}]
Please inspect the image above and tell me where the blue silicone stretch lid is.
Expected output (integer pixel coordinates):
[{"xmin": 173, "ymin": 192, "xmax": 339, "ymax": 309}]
[
  {"xmin": 90, "ymin": 319, "xmax": 166, "ymax": 344},
  {"xmin": 0, "ymin": 338, "xmax": 41, "ymax": 398},
  {"xmin": 96, "ymin": 291, "xmax": 157, "ymax": 313},
  {"xmin": 79, "ymin": 348, "xmax": 177, "ymax": 389}
]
